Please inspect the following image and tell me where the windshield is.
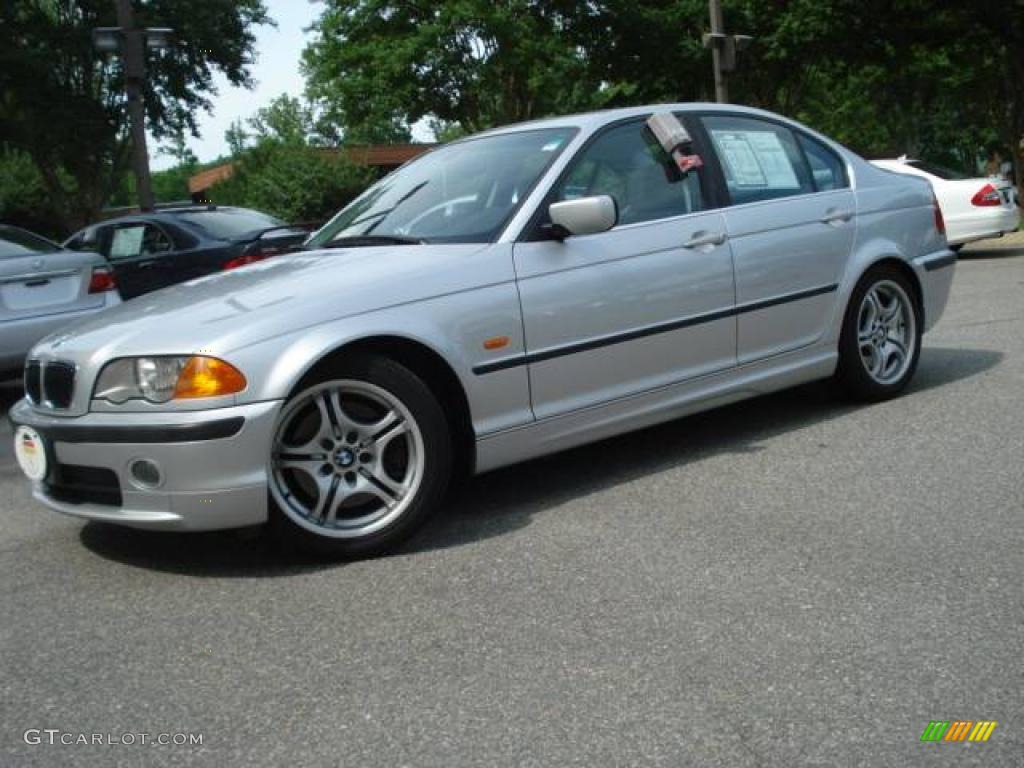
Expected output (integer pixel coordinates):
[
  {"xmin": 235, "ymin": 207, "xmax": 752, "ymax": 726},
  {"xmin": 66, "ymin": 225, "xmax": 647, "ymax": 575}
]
[
  {"xmin": 177, "ymin": 209, "xmax": 287, "ymax": 240},
  {"xmin": 0, "ymin": 226, "xmax": 61, "ymax": 258},
  {"xmin": 307, "ymin": 127, "xmax": 578, "ymax": 247},
  {"xmin": 907, "ymin": 160, "xmax": 968, "ymax": 181}
]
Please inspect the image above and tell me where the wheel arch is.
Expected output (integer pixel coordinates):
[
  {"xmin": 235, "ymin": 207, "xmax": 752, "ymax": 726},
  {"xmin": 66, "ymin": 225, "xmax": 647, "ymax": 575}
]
[
  {"xmin": 289, "ymin": 334, "xmax": 476, "ymax": 479},
  {"xmin": 831, "ymin": 248, "xmax": 926, "ymax": 345},
  {"xmin": 853, "ymin": 256, "xmax": 925, "ymax": 322}
]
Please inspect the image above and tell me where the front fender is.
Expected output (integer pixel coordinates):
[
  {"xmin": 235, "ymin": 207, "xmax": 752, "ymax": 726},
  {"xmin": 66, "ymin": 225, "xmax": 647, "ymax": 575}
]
[{"xmin": 225, "ymin": 281, "xmax": 534, "ymax": 438}]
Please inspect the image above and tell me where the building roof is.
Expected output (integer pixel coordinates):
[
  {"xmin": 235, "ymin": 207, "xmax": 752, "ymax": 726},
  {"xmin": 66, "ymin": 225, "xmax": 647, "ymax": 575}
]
[{"xmin": 187, "ymin": 144, "xmax": 436, "ymax": 196}]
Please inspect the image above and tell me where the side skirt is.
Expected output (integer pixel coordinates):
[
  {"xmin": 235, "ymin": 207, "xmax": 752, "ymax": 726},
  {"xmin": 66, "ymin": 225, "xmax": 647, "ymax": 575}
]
[{"xmin": 474, "ymin": 344, "xmax": 838, "ymax": 474}]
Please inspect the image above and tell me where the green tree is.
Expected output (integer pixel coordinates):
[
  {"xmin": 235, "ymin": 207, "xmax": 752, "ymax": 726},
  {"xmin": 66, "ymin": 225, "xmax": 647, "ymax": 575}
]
[
  {"xmin": 0, "ymin": 0, "xmax": 271, "ymax": 232},
  {"xmin": 0, "ymin": 147, "xmax": 63, "ymax": 238},
  {"xmin": 209, "ymin": 95, "xmax": 374, "ymax": 225},
  {"xmin": 302, "ymin": 0, "xmax": 626, "ymax": 140},
  {"xmin": 247, "ymin": 94, "xmax": 318, "ymax": 145}
]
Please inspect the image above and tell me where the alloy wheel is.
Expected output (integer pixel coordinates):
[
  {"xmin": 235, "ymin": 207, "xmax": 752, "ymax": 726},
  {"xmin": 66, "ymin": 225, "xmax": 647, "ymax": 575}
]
[
  {"xmin": 270, "ymin": 380, "xmax": 425, "ymax": 538},
  {"xmin": 857, "ymin": 279, "xmax": 916, "ymax": 386}
]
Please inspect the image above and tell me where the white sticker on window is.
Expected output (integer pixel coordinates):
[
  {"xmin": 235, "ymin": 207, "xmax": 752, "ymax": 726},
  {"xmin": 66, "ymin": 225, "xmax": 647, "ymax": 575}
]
[
  {"xmin": 713, "ymin": 129, "xmax": 800, "ymax": 189},
  {"xmin": 110, "ymin": 226, "xmax": 145, "ymax": 259}
]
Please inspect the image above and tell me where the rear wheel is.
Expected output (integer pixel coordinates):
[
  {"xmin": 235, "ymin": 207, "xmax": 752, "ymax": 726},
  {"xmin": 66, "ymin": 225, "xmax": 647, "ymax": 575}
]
[
  {"xmin": 834, "ymin": 266, "xmax": 922, "ymax": 401},
  {"xmin": 268, "ymin": 357, "xmax": 451, "ymax": 558}
]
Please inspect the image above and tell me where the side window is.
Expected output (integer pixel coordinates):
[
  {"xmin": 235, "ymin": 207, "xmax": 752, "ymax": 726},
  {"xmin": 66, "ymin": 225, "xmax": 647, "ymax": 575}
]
[
  {"xmin": 797, "ymin": 133, "xmax": 847, "ymax": 191},
  {"xmin": 108, "ymin": 225, "xmax": 146, "ymax": 260},
  {"xmin": 702, "ymin": 115, "xmax": 814, "ymax": 204},
  {"xmin": 141, "ymin": 224, "xmax": 174, "ymax": 255},
  {"xmin": 107, "ymin": 224, "xmax": 173, "ymax": 260},
  {"xmin": 553, "ymin": 120, "xmax": 705, "ymax": 226}
]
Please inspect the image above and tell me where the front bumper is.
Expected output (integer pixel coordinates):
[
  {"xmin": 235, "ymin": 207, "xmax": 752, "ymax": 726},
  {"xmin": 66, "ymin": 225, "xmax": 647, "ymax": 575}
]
[{"xmin": 9, "ymin": 398, "xmax": 282, "ymax": 531}]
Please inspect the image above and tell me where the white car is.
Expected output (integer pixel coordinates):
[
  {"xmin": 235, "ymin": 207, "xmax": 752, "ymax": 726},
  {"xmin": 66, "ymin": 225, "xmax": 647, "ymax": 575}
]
[{"xmin": 872, "ymin": 157, "xmax": 1019, "ymax": 249}]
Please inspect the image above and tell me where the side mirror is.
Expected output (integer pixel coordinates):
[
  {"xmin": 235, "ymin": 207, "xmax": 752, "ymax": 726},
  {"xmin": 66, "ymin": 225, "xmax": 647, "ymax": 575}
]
[{"xmin": 547, "ymin": 195, "xmax": 618, "ymax": 239}]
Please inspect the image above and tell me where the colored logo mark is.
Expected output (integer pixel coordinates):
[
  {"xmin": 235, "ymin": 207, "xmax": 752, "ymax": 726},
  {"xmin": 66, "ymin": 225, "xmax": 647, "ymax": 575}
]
[{"xmin": 920, "ymin": 720, "xmax": 997, "ymax": 742}]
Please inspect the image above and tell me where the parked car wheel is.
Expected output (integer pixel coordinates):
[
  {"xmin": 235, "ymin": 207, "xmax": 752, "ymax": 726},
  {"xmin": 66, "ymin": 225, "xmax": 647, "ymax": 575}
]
[
  {"xmin": 268, "ymin": 357, "xmax": 452, "ymax": 557},
  {"xmin": 835, "ymin": 266, "xmax": 922, "ymax": 401}
]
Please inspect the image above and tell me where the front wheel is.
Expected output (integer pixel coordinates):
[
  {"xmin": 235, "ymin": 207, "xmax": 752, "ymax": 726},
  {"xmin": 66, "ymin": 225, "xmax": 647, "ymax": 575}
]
[
  {"xmin": 834, "ymin": 266, "xmax": 922, "ymax": 401},
  {"xmin": 267, "ymin": 357, "xmax": 452, "ymax": 558}
]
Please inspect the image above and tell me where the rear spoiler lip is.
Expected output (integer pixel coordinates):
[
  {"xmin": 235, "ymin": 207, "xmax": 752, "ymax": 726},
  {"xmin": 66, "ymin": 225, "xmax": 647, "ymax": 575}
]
[{"xmin": 247, "ymin": 225, "xmax": 309, "ymax": 241}]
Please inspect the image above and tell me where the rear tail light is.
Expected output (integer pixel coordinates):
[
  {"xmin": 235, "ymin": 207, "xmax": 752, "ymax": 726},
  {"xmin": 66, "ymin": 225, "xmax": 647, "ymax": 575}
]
[
  {"xmin": 932, "ymin": 195, "xmax": 946, "ymax": 236},
  {"xmin": 971, "ymin": 183, "xmax": 1001, "ymax": 207},
  {"xmin": 223, "ymin": 243, "xmax": 285, "ymax": 271},
  {"xmin": 222, "ymin": 254, "xmax": 266, "ymax": 271},
  {"xmin": 88, "ymin": 266, "xmax": 117, "ymax": 294}
]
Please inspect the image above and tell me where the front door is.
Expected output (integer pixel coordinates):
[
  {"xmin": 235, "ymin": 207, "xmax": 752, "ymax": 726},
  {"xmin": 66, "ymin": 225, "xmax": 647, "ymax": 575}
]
[
  {"xmin": 513, "ymin": 118, "xmax": 737, "ymax": 421},
  {"xmin": 102, "ymin": 221, "xmax": 176, "ymax": 299}
]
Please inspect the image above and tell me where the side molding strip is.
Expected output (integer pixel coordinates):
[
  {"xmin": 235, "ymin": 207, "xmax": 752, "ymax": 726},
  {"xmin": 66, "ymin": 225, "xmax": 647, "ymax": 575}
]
[{"xmin": 473, "ymin": 283, "xmax": 838, "ymax": 375}]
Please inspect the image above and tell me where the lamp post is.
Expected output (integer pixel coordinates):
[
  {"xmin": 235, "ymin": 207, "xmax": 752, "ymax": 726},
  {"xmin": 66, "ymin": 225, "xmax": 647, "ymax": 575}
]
[
  {"xmin": 703, "ymin": 0, "xmax": 752, "ymax": 104},
  {"xmin": 93, "ymin": 0, "xmax": 172, "ymax": 212}
]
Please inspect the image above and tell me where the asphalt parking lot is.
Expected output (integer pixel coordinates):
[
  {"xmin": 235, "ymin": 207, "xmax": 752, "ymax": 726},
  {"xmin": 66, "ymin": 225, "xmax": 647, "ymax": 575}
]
[{"xmin": 1, "ymin": 241, "xmax": 1022, "ymax": 767}]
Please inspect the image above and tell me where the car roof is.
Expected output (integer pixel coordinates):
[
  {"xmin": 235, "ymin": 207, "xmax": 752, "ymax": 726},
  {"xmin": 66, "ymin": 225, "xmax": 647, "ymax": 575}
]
[
  {"xmin": 474, "ymin": 102, "xmax": 819, "ymax": 137},
  {"xmin": 462, "ymin": 102, "xmax": 855, "ymax": 163},
  {"xmin": 107, "ymin": 205, "xmax": 250, "ymax": 222}
]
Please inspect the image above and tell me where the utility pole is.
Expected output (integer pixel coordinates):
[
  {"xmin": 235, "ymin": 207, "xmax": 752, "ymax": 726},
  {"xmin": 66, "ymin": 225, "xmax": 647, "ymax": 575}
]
[
  {"xmin": 703, "ymin": 1, "xmax": 752, "ymax": 104},
  {"xmin": 115, "ymin": 0, "xmax": 154, "ymax": 211},
  {"xmin": 708, "ymin": 0, "xmax": 728, "ymax": 103},
  {"xmin": 94, "ymin": 2, "xmax": 171, "ymax": 212}
]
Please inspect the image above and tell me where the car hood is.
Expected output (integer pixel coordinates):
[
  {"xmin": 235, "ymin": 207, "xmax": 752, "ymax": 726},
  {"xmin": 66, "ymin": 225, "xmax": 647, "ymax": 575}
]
[{"xmin": 32, "ymin": 244, "xmax": 491, "ymax": 361}]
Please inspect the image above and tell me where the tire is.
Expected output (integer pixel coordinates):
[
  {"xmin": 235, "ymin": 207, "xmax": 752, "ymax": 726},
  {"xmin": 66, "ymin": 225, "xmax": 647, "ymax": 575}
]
[
  {"xmin": 267, "ymin": 356, "xmax": 452, "ymax": 558},
  {"xmin": 834, "ymin": 265, "xmax": 922, "ymax": 402}
]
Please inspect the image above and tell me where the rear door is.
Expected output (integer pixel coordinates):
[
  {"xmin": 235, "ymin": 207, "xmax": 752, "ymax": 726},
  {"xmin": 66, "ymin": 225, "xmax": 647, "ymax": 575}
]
[
  {"xmin": 696, "ymin": 113, "xmax": 856, "ymax": 363},
  {"xmin": 0, "ymin": 227, "xmax": 104, "ymax": 323},
  {"xmin": 102, "ymin": 220, "xmax": 177, "ymax": 299}
]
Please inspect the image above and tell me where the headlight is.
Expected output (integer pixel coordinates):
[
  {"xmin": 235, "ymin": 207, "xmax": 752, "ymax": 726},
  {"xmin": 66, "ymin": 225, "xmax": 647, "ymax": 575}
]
[
  {"xmin": 94, "ymin": 356, "xmax": 247, "ymax": 404},
  {"xmin": 136, "ymin": 357, "xmax": 189, "ymax": 402}
]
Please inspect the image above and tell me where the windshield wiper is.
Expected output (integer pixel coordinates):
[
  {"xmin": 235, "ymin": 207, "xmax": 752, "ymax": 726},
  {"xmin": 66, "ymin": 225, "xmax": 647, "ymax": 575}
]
[{"xmin": 319, "ymin": 234, "xmax": 426, "ymax": 248}]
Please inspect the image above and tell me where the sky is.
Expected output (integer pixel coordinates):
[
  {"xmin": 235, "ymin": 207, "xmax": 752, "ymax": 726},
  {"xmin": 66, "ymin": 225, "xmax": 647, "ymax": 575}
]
[{"xmin": 151, "ymin": 0, "xmax": 323, "ymax": 170}]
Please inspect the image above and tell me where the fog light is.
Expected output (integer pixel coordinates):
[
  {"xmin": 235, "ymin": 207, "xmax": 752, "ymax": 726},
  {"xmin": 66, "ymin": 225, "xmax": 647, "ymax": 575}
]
[{"xmin": 129, "ymin": 459, "xmax": 163, "ymax": 489}]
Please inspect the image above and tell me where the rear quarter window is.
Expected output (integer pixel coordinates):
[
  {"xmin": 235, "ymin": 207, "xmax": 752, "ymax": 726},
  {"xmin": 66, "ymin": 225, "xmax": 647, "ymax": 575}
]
[
  {"xmin": 796, "ymin": 134, "xmax": 848, "ymax": 191},
  {"xmin": 0, "ymin": 227, "xmax": 60, "ymax": 258}
]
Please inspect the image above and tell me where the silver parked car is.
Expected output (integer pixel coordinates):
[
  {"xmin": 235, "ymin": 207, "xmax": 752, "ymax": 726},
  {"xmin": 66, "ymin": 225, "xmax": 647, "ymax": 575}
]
[
  {"xmin": 10, "ymin": 104, "xmax": 955, "ymax": 557},
  {"xmin": 1, "ymin": 224, "xmax": 120, "ymax": 376}
]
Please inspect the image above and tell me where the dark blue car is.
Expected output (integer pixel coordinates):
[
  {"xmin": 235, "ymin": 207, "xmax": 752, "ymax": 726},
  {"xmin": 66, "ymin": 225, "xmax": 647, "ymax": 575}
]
[{"xmin": 63, "ymin": 206, "xmax": 308, "ymax": 300}]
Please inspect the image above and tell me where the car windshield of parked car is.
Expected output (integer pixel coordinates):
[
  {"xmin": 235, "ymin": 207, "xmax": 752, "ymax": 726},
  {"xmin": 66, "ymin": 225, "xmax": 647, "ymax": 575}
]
[
  {"xmin": 0, "ymin": 227, "xmax": 61, "ymax": 258},
  {"xmin": 308, "ymin": 127, "xmax": 578, "ymax": 247},
  {"xmin": 177, "ymin": 209, "xmax": 287, "ymax": 240},
  {"xmin": 907, "ymin": 161, "xmax": 968, "ymax": 181}
]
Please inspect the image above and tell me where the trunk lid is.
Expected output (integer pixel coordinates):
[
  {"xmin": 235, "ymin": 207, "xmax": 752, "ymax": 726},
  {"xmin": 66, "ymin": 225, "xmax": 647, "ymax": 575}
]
[{"xmin": 0, "ymin": 249, "xmax": 106, "ymax": 322}]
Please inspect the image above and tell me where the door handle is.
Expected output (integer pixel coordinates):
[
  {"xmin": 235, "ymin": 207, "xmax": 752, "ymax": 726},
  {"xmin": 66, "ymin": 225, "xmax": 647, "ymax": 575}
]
[
  {"xmin": 682, "ymin": 231, "xmax": 728, "ymax": 249},
  {"xmin": 24, "ymin": 279, "xmax": 51, "ymax": 288},
  {"xmin": 821, "ymin": 209, "xmax": 853, "ymax": 225},
  {"xmin": 136, "ymin": 259, "xmax": 159, "ymax": 268}
]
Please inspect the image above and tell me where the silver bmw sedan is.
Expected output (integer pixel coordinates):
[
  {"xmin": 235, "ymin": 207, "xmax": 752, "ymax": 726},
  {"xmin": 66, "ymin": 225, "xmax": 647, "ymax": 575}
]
[{"xmin": 10, "ymin": 104, "xmax": 956, "ymax": 557}]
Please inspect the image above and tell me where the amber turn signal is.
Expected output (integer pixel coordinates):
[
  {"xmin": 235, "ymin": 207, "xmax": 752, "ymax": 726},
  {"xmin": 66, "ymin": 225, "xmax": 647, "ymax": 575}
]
[{"xmin": 173, "ymin": 356, "xmax": 247, "ymax": 399}]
